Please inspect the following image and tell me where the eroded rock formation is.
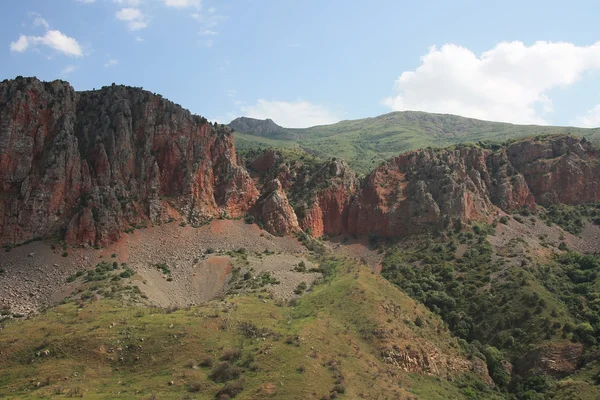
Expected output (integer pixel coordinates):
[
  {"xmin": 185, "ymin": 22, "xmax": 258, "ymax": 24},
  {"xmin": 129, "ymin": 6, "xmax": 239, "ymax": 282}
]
[{"xmin": 0, "ymin": 77, "xmax": 257, "ymax": 246}]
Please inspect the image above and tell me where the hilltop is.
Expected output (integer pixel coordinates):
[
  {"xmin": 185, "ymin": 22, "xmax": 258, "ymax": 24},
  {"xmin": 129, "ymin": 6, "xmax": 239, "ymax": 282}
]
[{"xmin": 231, "ymin": 111, "xmax": 600, "ymax": 174}]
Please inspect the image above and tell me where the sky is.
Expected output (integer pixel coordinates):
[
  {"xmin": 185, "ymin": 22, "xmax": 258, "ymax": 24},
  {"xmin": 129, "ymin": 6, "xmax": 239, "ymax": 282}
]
[{"xmin": 2, "ymin": 0, "xmax": 600, "ymax": 128}]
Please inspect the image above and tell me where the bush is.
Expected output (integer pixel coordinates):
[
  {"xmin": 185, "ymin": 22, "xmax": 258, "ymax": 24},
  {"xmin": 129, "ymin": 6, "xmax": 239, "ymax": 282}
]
[
  {"xmin": 499, "ymin": 216, "xmax": 509, "ymax": 224},
  {"xmin": 199, "ymin": 356, "xmax": 213, "ymax": 368},
  {"xmin": 220, "ymin": 348, "xmax": 242, "ymax": 362},
  {"xmin": 209, "ymin": 362, "xmax": 241, "ymax": 383},
  {"xmin": 216, "ymin": 380, "xmax": 244, "ymax": 398},
  {"xmin": 294, "ymin": 282, "xmax": 308, "ymax": 295}
]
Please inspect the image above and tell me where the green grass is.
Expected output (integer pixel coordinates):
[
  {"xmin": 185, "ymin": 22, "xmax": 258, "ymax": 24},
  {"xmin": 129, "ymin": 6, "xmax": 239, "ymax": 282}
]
[
  {"xmin": 232, "ymin": 111, "xmax": 600, "ymax": 174},
  {"xmin": 0, "ymin": 254, "xmax": 500, "ymax": 399}
]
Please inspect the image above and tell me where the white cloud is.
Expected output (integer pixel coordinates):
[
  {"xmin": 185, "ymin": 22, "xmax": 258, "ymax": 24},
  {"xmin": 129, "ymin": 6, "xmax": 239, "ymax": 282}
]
[
  {"xmin": 227, "ymin": 89, "xmax": 237, "ymax": 97},
  {"xmin": 10, "ymin": 35, "xmax": 29, "ymax": 52},
  {"xmin": 163, "ymin": 0, "xmax": 201, "ymax": 8},
  {"xmin": 241, "ymin": 100, "xmax": 340, "ymax": 128},
  {"xmin": 10, "ymin": 30, "xmax": 83, "ymax": 57},
  {"xmin": 573, "ymin": 104, "xmax": 600, "ymax": 128},
  {"xmin": 135, "ymin": 36, "xmax": 144, "ymax": 42},
  {"xmin": 33, "ymin": 16, "xmax": 49, "ymax": 29},
  {"xmin": 384, "ymin": 41, "xmax": 600, "ymax": 125},
  {"xmin": 115, "ymin": 7, "xmax": 148, "ymax": 30},
  {"xmin": 76, "ymin": 0, "xmax": 96, "ymax": 3},
  {"xmin": 113, "ymin": 0, "xmax": 140, "ymax": 5},
  {"xmin": 62, "ymin": 65, "xmax": 78, "ymax": 75},
  {"xmin": 104, "ymin": 59, "xmax": 119, "ymax": 67}
]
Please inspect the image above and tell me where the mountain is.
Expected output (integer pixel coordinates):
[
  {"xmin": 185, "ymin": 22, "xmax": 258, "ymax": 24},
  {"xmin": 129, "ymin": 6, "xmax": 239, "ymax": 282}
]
[
  {"xmin": 232, "ymin": 111, "xmax": 600, "ymax": 174},
  {"xmin": 0, "ymin": 77, "xmax": 257, "ymax": 247},
  {"xmin": 229, "ymin": 116, "xmax": 298, "ymax": 140},
  {"xmin": 3, "ymin": 77, "xmax": 600, "ymax": 399}
]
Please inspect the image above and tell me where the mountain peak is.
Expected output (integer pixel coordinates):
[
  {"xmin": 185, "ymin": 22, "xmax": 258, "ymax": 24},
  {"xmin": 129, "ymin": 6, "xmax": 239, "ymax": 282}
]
[{"xmin": 228, "ymin": 116, "xmax": 298, "ymax": 140}]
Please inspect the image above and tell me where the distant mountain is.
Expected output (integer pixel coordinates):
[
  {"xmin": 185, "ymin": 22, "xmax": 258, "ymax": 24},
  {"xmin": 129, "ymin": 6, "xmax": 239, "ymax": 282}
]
[
  {"xmin": 232, "ymin": 111, "xmax": 600, "ymax": 174},
  {"xmin": 228, "ymin": 116, "xmax": 298, "ymax": 140}
]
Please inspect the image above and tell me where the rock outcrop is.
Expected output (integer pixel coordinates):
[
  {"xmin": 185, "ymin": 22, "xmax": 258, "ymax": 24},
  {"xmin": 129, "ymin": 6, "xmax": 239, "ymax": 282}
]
[
  {"xmin": 513, "ymin": 342, "xmax": 584, "ymax": 378},
  {"xmin": 254, "ymin": 179, "xmax": 299, "ymax": 235},
  {"xmin": 295, "ymin": 159, "xmax": 358, "ymax": 237},
  {"xmin": 0, "ymin": 77, "xmax": 257, "ymax": 246},
  {"xmin": 347, "ymin": 136, "xmax": 597, "ymax": 236}
]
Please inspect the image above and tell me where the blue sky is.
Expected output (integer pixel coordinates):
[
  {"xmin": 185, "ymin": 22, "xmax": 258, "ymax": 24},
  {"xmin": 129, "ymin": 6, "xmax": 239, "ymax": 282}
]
[{"xmin": 2, "ymin": 0, "xmax": 600, "ymax": 128}]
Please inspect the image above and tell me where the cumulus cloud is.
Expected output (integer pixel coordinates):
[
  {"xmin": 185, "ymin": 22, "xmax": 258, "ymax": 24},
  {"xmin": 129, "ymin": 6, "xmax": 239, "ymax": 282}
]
[
  {"xmin": 573, "ymin": 104, "xmax": 600, "ymax": 128},
  {"xmin": 10, "ymin": 35, "xmax": 29, "ymax": 52},
  {"xmin": 241, "ymin": 100, "xmax": 340, "ymax": 128},
  {"xmin": 10, "ymin": 29, "xmax": 83, "ymax": 57},
  {"xmin": 115, "ymin": 7, "xmax": 148, "ymax": 30},
  {"xmin": 384, "ymin": 41, "xmax": 600, "ymax": 124}
]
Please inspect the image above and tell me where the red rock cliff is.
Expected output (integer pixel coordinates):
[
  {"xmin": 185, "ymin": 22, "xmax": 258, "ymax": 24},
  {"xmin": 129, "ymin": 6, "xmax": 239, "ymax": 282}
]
[
  {"xmin": 348, "ymin": 136, "xmax": 599, "ymax": 237},
  {"xmin": 0, "ymin": 77, "xmax": 258, "ymax": 246}
]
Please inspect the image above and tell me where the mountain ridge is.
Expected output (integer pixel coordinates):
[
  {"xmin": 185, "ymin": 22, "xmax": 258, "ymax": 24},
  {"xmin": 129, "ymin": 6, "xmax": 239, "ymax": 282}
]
[{"xmin": 231, "ymin": 111, "xmax": 600, "ymax": 174}]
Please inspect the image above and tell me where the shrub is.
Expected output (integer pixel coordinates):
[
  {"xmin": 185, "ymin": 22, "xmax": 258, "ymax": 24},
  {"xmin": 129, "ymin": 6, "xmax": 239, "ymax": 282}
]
[
  {"xmin": 216, "ymin": 380, "xmax": 244, "ymax": 398},
  {"xmin": 332, "ymin": 384, "xmax": 346, "ymax": 394},
  {"xmin": 499, "ymin": 216, "xmax": 509, "ymax": 224},
  {"xmin": 294, "ymin": 282, "xmax": 308, "ymax": 295},
  {"xmin": 187, "ymin": 380, "xmax": 205, "ymax": 393},
  {"xmin": 199, "ymin": 356, "xmax": 213, "ymax": 368},
  {"xmin": 220, "ymin": 348, "xmax": 242, "ymax": 362},
  {"xmin": 209, "ymin": 362, "xmax": 241, "ymax": 383}
]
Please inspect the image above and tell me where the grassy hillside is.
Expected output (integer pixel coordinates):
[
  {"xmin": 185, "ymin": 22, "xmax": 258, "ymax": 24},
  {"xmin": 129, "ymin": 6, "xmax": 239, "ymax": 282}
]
[
  {"xmin": 0, "ymin": 247, "xmax": 499, "ymax": 400},
  {"xmin": 232, "ymin": 111, "xmax": 600, "ymax": 174}
]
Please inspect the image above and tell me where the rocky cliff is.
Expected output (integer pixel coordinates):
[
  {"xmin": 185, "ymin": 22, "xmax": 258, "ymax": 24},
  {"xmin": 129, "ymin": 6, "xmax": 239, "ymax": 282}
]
[
  {"xmin": 0, "ymin": 77, "xmax": 257, "ymax": 246},
  {"xmin": 348, "ymin": 136, "xmax": 598, "ymax": 236},
  {"xmin": 2, "ymin": 77, "xmax": 600, "ymax": 247}
]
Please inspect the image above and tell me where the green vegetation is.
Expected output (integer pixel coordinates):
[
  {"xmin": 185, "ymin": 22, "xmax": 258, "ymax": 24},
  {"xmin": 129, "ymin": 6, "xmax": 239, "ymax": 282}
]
[
  {"xmin": 540, "ymin": 202, "xmax": 600, "ymax": 235},
  {"xmin": 0, "ymin": 251, "xmax": 502, "ymax": 399},
  {"xmin": 380, "ymin": 224, "xmax": 600, "ymax": 398},
  {"xmin": 233, "ymin": 111, "xmax": 600, "ymax": 174}
]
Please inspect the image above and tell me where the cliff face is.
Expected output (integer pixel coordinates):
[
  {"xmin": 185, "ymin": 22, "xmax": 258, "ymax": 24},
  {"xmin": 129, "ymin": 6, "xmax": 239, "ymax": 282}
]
[
  {"xmin": 0, "ymin": 77, "xmax": 257, "ymax": 246},
  {"xmin": 246, "ymin": 151, "xmax": 358, "ymax": 237},
  {"xmin": 346, "ymin": 136, "xmax": 600, "ymax": 236},
  {"xmin": 2, "ymin": 77, "xmax": 600, "ymax": 247}
]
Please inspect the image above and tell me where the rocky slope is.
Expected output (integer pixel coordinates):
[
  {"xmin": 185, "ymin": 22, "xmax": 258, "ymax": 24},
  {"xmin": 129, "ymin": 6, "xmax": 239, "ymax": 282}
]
[{"xmin": 0, "ymin": 77, "xmax": 257, "ymax": 247}]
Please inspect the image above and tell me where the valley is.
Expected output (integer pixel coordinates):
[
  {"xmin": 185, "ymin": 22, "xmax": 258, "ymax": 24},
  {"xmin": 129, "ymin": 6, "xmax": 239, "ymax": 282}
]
[{"xmin": 2, "ymin": 77, "xmax": 600, "ymax": 399}]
